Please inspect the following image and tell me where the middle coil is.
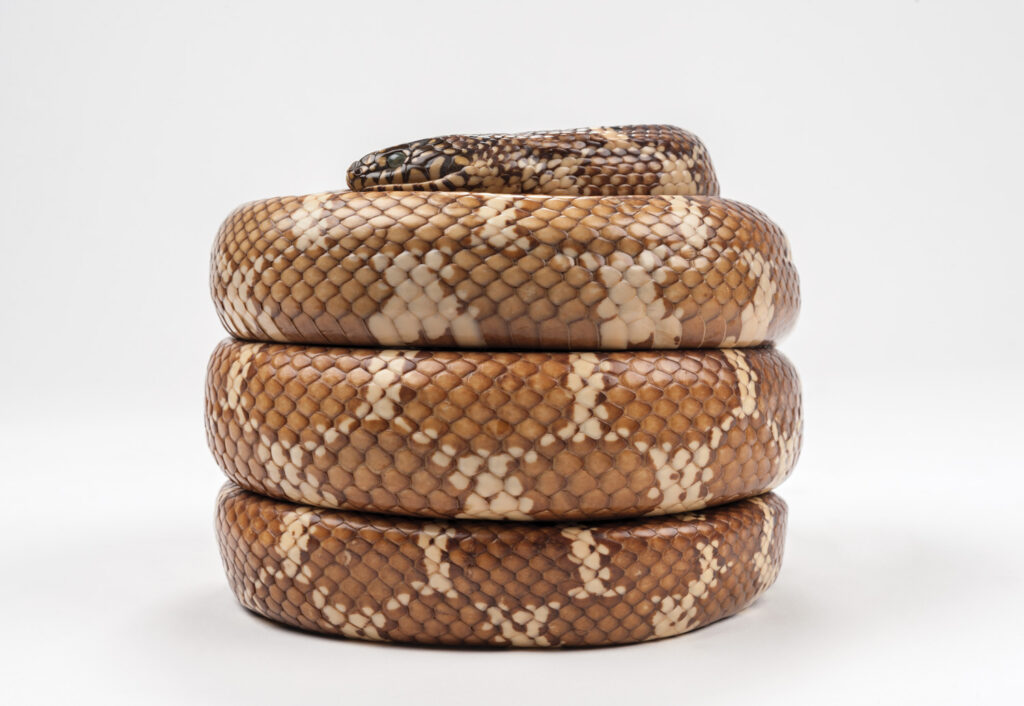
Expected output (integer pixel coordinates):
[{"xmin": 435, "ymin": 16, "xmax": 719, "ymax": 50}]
[{"xmin": 206, "ymin": 340, "xmax": 801, "ymax": 521}]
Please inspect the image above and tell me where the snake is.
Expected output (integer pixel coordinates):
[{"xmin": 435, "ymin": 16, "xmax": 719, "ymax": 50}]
[{"xmin": 209, "ymin": 125, "xmax": 800, "ymax": 645}]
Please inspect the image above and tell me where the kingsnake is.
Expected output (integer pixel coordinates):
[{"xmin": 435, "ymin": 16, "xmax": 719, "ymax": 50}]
[{"xmin": 209, "ymin": 125, "xmax": 801, "ymax": 646}]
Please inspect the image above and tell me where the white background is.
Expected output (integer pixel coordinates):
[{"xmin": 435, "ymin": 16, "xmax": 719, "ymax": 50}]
[{"xmin": 2, "ymin": 1, "xmax": 1022, "ymax": 703}]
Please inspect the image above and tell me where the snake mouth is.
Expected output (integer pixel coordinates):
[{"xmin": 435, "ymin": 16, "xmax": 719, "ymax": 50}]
[
  {"xmin": 347, "ymin": 166, "xmax": 467, "ymax": 192},
  {"xmin": 347, "ymin": 161, "xmax": 429, "ymax": 191}
]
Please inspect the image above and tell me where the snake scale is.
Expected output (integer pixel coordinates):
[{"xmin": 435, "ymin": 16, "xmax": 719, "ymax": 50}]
[
  {"xmin": 212, "ymin": 125, "xmax": 798, "ymax": 350},
  {"xmin": 207, "ymin": 340, "xmax": 801, "ymax": 521},
  {"xmin": 208, "ymin": 125, "xmax": 801, "ymax": 646},
  {"xmin": 218, "ymin": 484, "xmax": 786, "ymax": 647}
]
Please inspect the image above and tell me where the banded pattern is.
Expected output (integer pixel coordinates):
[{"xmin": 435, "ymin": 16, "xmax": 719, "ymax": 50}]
[
  {"xmin": 209, "ymin": 124, "xmax": 801, "ymax": 646},
  {"xmin": 211, "ymin": 192, "xmax": 799, "ymax": 350},
  {"xmin": 348, "ymin": 124, "xmax": 720, "ymax": 195},
  {"xmin": 206, "ymin": 340, "xmax": 802, "ymax": 520},
  {"xmin": 217, "ymin": 484, "xmax": 787, "ymax": 647}
]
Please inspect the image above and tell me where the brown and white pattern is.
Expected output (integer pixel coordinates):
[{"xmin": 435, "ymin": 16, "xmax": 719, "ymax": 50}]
[
  {"xmin": 210, "ymin": 126, "xmax": 799, "ymax": 350},
  {"xmin": 208, "ymin": 124, "xmax": 801, "ymax": 646},
  {"xmin": 347, "ymin": 125, "xmax": 719, "ymax": 196},
  {"xmin": 206, "ymin": 340, "xmax": 802, "ymax": 520},
  {"xmin": 216, "ymin": 483, "xmax": 787, "ymax": 647}
]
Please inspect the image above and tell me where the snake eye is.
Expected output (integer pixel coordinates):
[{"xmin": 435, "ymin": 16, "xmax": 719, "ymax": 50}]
[{"xmin": 385, "ymin": 151, "xmax": 407, "ymax": 168}]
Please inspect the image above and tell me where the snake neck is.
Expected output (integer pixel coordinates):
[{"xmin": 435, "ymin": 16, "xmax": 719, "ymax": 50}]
[{"xmin": 455, "ymin": 126, "xmax": 718, "ymax": 196}]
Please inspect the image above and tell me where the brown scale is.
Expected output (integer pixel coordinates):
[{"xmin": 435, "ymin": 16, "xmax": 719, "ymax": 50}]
[
  {"xmin": 211, "ymin": 191, "xmax": 799, "ymax": 350},
  {"xmin": 211, "ymin": 125, "xmax": 799, "ymax": 351},
  {"xmin": 217, "ymin": 484, "xmax": 787, "ymax": 647},
  {"xmin": 208, "ymin": 124, "xmax": 800, "ymax": 645},
  {"xmin": 347, "ymin": 124, "xmax": 719, "ymax": 196},
  {"xmin": 206, "ymin": 340, "xmax": 802, "ymax": 521}
]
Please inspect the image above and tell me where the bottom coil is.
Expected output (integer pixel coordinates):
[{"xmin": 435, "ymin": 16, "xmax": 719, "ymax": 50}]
[{"xmin": 216, "ymin": 483, "xmax": 787, "ymax": 647}]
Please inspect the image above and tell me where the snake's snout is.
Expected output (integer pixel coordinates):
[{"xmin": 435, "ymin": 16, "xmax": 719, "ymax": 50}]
[{"xmin": 346, "ymin": 158, "xmax": 374, "ymax": 188}]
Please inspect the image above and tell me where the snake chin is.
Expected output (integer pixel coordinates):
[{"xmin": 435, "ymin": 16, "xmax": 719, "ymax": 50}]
[{"xmin": 347, "ymin": 171, "xmax": 465, "ymax": 192}]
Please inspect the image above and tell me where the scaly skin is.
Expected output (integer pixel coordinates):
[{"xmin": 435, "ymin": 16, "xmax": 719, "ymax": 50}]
[
  {"xmin": 217, "ymin": 484, "xmax": 787, "ymax": 647},
  {"xmin": 347, "ymin": 124, "xmax": 719, "ymax": 195},
  {"xmin": 208, "ymin": 125, "xmax": 800, "ymax": 645},
  {"xmin": 206, "ymin": 340, "xmax": 802, "ymax": 521},
  {"xmin": 210, "ymin": 125, "xmax": 799, "ymax": 350}
]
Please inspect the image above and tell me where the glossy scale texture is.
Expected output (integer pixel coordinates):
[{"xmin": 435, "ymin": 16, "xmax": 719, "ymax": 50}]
[
  {"xmin": 208, "ymin": 125, "xmax": 801, "ymax": 646},
  {"xmin": 211, "ymin": 126, "xmax": 799, "ymax": 351},
  {"xmin": 206, "ymin": 340, "xmax": 801, "ymax": 520},
  {"xmin": 216, "ymin": 484, "xmax": 787, "ymax": 647}
]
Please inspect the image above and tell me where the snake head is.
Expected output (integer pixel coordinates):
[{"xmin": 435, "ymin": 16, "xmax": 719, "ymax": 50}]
[{"xmin": 347, "ymin": 135, "xmax": 481, "ymax": 191}]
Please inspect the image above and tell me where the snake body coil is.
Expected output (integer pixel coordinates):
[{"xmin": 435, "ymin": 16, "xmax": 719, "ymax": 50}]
[
  {"xmin": 207, "ymin": 340, "xmax": 801, "ymax": 520},
  {"xmin": 218, "ymin": 485, "xmax": 787, "ymax": 647},
  {"xmin": 208, "ymin": 125, "xmax": 801, "ymax": 646},
  {"xmin": 212, "ymin": 125, "xmax": 798, "ymax": 350}
]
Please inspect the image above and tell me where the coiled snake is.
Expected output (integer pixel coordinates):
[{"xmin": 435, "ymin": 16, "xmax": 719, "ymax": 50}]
[{"xmin": 210, "ymin": 125, "xmax": 800, "ymax": 646}]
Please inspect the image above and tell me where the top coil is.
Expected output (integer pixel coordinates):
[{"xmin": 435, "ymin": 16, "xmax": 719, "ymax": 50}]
[{"xmin": 211, "ymin": 125, "xmax": 799, "ymax": 350}]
